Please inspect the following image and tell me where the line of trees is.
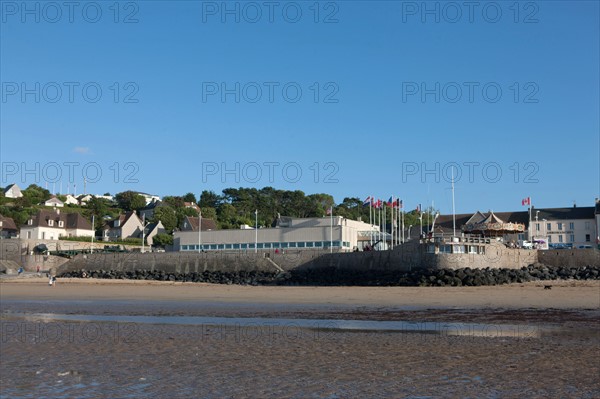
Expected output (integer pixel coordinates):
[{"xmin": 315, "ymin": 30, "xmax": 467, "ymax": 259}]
[{"xmin": 1, "ymin": 185, "xmax": 436, "ymax": 234}]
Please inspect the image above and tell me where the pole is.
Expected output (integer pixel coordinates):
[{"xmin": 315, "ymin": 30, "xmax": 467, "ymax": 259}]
[
  {"xmin": 419, "ymin": 203, "xmax": 423, "ymax": 239},
  {"xmin": 330, "ymin": 207, "xmax": 333, "ymax": 253},
  {"xmin": 255, "ymin": 209, "xmax": 258, "ymax": 253},
  {"xmin": 90, "ymin": 215, "xmax": 95, "ymax": 254},
  {"xmin": 528, "ymin": 197, "xmax": 532, "ymax": 241},
  {"xmin": 391, "ymin": 197, "xmax": 394, "ymax": 250},
  {"xmin": 198, "ymin": 208, "xmax": 202, "ymax": 253},
  {"xmin": 369, "ymin": 198, "xmax": 372, "ymax": 246},
  {"xmin": 141, "ymin": 214, "xmax": 145, "ymax": 254},
  {"xmin": 452, "ymin": 166, "xmax": 456, "ymax": 237}
]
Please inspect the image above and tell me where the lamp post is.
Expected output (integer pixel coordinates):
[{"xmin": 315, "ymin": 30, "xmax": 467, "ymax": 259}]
[
  {"xmin": 431, "ymin": 212, "xmax": 440, "ymax": 238},
  {"xmin": 90, "ymin": 215, "xmax": 95, "ymax": 254},
  {"xmin": 198, "ymin": 209, "xmax": 202, "ymax": 253},
  {"xmin": 408, "ymin": 225, "xmax": 413, "ymax": 241},
  {"xmin": 254, "ymin": 210, "xmax": 258, "ymax": 254}
]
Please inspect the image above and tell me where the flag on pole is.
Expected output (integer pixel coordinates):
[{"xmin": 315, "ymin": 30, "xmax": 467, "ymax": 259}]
[
  {"xmin": 386, "ymin": 196, "xmax": 393, "ymax": 207},
  {"xmin": 416, "ymin": 204, "xmax": 421, "ymax": 213},
  {"xmin": 398, "ymin": 199, "xmax": 403, "ymax": 209},
  {"xmin": 326, "ymin": 206, "xmax": 332, "ymax": 215},
  {"xmin": 363, "ymin": 196, "xmax": 372, "ymax": 206},
  {"xmin": 521, "ymin": 197, "xmax": 531, "ymax": 206}
]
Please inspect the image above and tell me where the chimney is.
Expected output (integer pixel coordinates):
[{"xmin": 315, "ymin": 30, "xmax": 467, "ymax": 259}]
[{"xmin": 55, "ymin": 208, "xmax": 60, "ymax": 215}]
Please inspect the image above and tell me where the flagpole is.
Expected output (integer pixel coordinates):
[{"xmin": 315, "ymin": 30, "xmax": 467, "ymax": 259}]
[
  {"xmin": 369, "ymin": 198, "xmax": 373, "ymax": 246},
  {"xmin": 528, "ymin": 197, "xmax": 532, "ymax": 241},
  {"xmin": 452, "ymin": 166, "xmax": 456, "ymax": 237},
  {"xmin": 391, "ymin": 197, "xmax": 394, "ymax": 250}
]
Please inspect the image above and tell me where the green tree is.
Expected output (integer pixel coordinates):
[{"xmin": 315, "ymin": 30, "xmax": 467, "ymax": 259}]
[
  {"xmin": 182, "ymin": 193, "xmax": 197, "ymax": 203},
  {"xmin": 115, "ymin": 191, "xmax": 146, "ymax": 212},
  {"xmin": 152, "ymin": 233, "xmax": 173, "ymax": 247},
  {"xmin": 199, "ymin": 190, "xmax": 221, "ymax": 209},
  {"xmin": 22, "ymin": 184, "xmax": 51, "ymax": 205},
  {"xmin": 152, "ymin": 205, "xmax": 177, "ymax": 232}
]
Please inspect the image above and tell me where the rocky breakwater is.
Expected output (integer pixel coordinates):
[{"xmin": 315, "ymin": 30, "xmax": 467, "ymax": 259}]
[{"xmin": 59, "ymin": 263, "xmax": 600, "ymax": 287}]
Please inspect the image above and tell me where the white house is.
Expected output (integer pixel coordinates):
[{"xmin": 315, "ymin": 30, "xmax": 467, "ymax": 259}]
[
  {"xmin": 20, "ymin": 209, "xmax": 94, "ymax": 240},
  {"xmin": 3, "ymin": 183, "xmax": 23, "ymax": 198},
  {"xmin": 64, "ymin": 194, "xmax": 79, "ymax": 205},
  {"xmin": 43, "ymin": 196, "xmax": 64, "ymax": 208},
  {"xmin": 102, "ymin": 211, "xmax": 144, "ymax": 242}
]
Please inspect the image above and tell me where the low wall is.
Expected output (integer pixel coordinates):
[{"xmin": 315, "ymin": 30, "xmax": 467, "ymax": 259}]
[
  {"xmin": 539, "ymin": 248, "xmax": 600, "ymax": 268},
  {"xmin": 0, "ymin": 238, "xmax": 142, "ymax": 267},
  {"xmin": 58, "ymin": 241, "xmax": 540, "ymax": 276},
  {"xmin": 57, "ymin": 249, "xmax": 340, "ymax": 275}
]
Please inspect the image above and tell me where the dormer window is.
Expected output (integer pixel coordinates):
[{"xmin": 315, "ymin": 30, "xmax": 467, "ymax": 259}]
[
  {"xmin": 28, "ymin": 219, "xmax": 33, "ymax": 225},
  {"xmin": 48, "ymin": 220, "xmax": 54, "ymax": 226},
  {"xmin": 58, "ymin": 221, "xmax": 64, "ymax": 227},
  {"xmin": 114, "ymin": 220, "xmax": 120, "ymax": 227}
]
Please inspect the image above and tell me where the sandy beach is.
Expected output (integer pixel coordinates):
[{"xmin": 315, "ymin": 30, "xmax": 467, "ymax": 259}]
[
  {"xmin": 1, "ymin": 279, "xmax": 599, "ymax": 398},
  {"xmin": 2, "ymin": 278, "xmax": 599, "ymax": 309}
]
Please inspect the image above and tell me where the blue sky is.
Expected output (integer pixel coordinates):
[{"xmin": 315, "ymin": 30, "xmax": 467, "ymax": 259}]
[{"xmin": 1, "ymin": 1, "xmax": 598, "ymax": 214}]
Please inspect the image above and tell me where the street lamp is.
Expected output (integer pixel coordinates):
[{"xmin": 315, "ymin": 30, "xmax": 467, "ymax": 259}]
[
  {"xmin": 431, "ymin": 212, "xmax": 440, "ymax": 237},
  {"xmin": 198, "ymin": 208, "xmax": 202, "ymax": 253},
  {"xmin": 408, "ymin": 225, "xmax": 413, "ymax": 241},
  {"xmin": 255, "ymin": 210, "xmax": 258, "ymax": 254}
]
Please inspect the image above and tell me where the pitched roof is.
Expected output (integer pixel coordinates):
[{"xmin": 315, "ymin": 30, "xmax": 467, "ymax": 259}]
[
  {"xmin": 104, "ymin": 211, "xmax": 141, "ymax": 229},
  {"xmin": 184, "ymin": 216, "xmax": 217, "ymax": 231},
  {"xmin": 0, "ymin": 215, "xmax": 18, "ymax": 231},
  {"xmin": 23, "ymin": 210, "xmax": 93, "ymax": 230}
]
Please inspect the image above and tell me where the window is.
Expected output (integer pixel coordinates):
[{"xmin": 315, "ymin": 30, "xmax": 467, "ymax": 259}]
[
  {"xmin": 585, "ymin": 222, "xmax": 591, "ymax": 230},
  {"xmin": 452, "ymin": 245, "xmax": 465, "ymax": 254},
  {"xmin": 569, "ymin": 222, "xmax": 574, "ymax": 230},
  {"xmin": 558, "ymin": 223, "xmax": 563, "ymax": 231},
  {"xmin": 233, "ymin": 244, "xmax": 240, "ymax": 249},
  {"xmin": 27, "ymin": 231, "xmax": 32, "ymax": 239},
  {"xmin": 58, "ymin": 221, "xmax": 64, "ymax": 227},
  {"xmin": 518, "ymin": 234, "xmax": 524, "ymax": 240},
  {"xmin": 42, "ymin": 232, "xmax": 45, "ymax": 239},
  {"xmin": 48, "ymin": 220, "xmax": 54, "ymax": 226},
  {"xmin": 468, "ymin": 245, "xmax": 478, "ymax": 254},
  {"xmin": 547, "ymin": 223, "xmax": 551, "ymax": 231},
  {"xmin": 570, "ymin": 234, "xmax": 575, "ymax": 242},
  {"xmin": 548, "ymin": 236, "xmax": 552, "ymax": 243},
  {"xmin": 28, "ymin": 219, "xmax": 33, "ymax": 225},
  {"xmin": 257, "ymin": 243, "xmax": 264, "ymax": 249},
  {"xmin": 536, "ymin": 223, "xmax": 540, "ymax": 231},
  {"xmin": 306, "ymin": 242, "xmax": 314, "ymax": 248},
  {"xmin": 558, "ymin": 235, "xmax": 563, "ymax": 243},
  {"xmin": 241, "ymin": 244, "xmax": 248, "ymax": 249},
  {"xmin": 297, "ymin": 242, "xmax": 305, "ymax": 248},
  {"xmin": 280, "ymin": 242, "xmax": 289, "ymax": 248},
  {"xmin": 586, "ymin": 234, "xmax": 591, "ymax": 242},
  {"xmin": 439, "ymin": 245, "xmax": 452, "ymax": 253}
]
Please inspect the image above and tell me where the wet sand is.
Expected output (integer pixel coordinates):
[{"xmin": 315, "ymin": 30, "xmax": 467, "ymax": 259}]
[{"xmin": 1, "ymin": 279, "xmax": 599, "ymax": 398}]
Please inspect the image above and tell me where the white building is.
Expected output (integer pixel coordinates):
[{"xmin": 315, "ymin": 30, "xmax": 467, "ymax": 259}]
[
  {"xmin": 132, "ymin": 192, "xmax": 161, "ymax": 205},
  {"xmin": 43, "ymin": 196, "xmax": 64, "ymax": 208},
  {"xmin": 3, "ymin": 183, "xmax": 23, "ymax": 198},
  {"xmin": 20, "ymin": 209, "xmax": 94, "ymax": 240},
  {"xmin": 175, "ymin": 216, "xmax": 379, "ymax": 252},
  {"xmin": 531, "ymin": 205, "xmax": 598, "ymax": 249}
]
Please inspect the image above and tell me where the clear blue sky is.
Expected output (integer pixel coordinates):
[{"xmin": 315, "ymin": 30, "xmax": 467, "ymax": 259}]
[{"xmin": 1, "ymin": 1, "xmax": 598, "ymax": 214}]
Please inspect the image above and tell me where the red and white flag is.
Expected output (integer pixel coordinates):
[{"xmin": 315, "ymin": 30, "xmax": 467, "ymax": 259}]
[
  {"xmin": 521, "ymin": 197, "xmax": 531, "ymax": 206},
  {"xmin": 326, "ymin": 207, "xmax": 332, "ymax": 216}
]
